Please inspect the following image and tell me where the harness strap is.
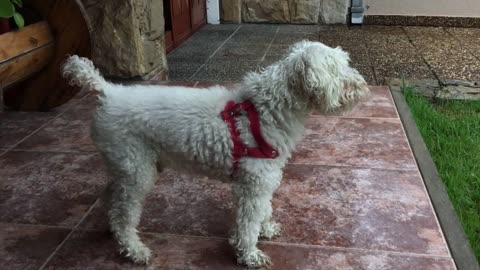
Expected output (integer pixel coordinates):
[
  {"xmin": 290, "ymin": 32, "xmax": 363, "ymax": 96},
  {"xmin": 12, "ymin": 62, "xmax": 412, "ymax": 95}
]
[{"xmin": 220, "ymin": 100, "xmax": 279, "ymax": 174}]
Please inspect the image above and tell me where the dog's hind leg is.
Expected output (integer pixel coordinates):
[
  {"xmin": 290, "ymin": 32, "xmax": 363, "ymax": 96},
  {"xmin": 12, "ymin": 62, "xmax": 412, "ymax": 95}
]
[{"xmin": 101, "ymin": 143, "xmax": 157, "ymax": 264}]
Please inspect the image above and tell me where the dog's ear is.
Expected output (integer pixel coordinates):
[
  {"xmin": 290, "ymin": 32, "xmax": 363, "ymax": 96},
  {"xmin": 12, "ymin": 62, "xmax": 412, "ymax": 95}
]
[{"xmin": 287, "ymin": 42, "xmax": 351, "ymax": 112}]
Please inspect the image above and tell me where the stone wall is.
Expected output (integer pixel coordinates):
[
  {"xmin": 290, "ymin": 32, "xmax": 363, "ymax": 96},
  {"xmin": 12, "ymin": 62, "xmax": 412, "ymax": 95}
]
[
  {"xmin": 80, "ymin": 0, "xmax": 167, "ymax": 79},
  {"xmin": 320, "ymin": 0, "xmax": 349, "ymax": 24},
  {"xmin": 221, "ymin": 0, "xmax": 349, "ymax": 24},
  {"xmin": 221, "ymin": 0, "xmax": 242, "ymax": 23}
]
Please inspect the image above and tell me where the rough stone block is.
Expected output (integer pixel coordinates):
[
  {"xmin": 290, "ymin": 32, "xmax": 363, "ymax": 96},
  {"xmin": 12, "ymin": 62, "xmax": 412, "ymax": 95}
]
[
  {"xmin": 242, "ymin": 0, "xmax": 291, "ymax": 23},
  {"xmin": 320, "ymin": 0, "xmax": 349, "ymax": 24},
  {"xmin": 81, "ymin": 0, "xmax": 167, "ymax": 79},
  {"xmin": 290, "ymin": 0, "xmax": 320, "ymax": 24},
  {"xmin": 241, "ymin": 0, "xmax": 346, "ymax": 24},
  {"xmin": 221, "ymin": 0, "xmax": 242, "ymax": 23}
]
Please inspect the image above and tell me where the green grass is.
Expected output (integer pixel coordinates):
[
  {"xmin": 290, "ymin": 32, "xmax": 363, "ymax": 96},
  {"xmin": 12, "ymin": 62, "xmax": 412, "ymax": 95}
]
[{"xmin": 403, "ymin": 86, "xmax": 480, "ymax": 260}]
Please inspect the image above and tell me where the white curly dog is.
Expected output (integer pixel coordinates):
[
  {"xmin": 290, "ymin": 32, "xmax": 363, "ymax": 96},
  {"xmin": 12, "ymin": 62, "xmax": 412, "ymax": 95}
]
[{"xmin": 62, "ymin": 40, "xmax": 369, "ymax": 267}]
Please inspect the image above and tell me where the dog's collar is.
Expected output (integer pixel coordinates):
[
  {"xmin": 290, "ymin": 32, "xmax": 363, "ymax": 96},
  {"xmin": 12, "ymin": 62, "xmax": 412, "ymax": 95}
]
[{"xmin": 221, "ymin": 99, "xmax": 279, "ymax": 174}]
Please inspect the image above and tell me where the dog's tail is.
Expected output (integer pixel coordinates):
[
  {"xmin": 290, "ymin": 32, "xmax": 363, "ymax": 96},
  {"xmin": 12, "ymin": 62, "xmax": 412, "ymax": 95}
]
[{"xmin": 62, "ymin": 55, "xmax": 109, "ymax": 94}]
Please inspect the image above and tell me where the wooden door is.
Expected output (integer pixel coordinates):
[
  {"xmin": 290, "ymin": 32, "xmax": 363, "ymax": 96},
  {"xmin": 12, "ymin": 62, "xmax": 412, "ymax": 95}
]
[
  {"xmin": 171, "ymin": 0, "xmax": 191, "ymax": 45},
  {"xmin": 165, "ymin": 0, "xmax": 206, "ymax": 53},
  {"xmin": 190, "ymin": 0, "xmax": 206, "ymax": 31}
]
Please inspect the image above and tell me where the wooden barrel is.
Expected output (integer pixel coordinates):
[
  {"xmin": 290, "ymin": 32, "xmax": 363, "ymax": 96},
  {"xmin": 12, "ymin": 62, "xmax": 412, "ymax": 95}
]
[
  {"xmin": 2, "ymin": 0, "xmax": 91, "ymax": 111},
  {"xmin": 0, "ymin": 21, "xmax": 54, "ymax": 88}
]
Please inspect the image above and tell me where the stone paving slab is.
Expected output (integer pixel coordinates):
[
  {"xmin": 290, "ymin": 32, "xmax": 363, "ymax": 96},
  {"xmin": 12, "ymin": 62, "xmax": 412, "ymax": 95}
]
[
  {"xmin": 167, "ymin": 24, "xmax": 480, "ymax": 86},
  {"xmin": 0, "ymin": 81, "xmax": 455, "ymax": 269}
]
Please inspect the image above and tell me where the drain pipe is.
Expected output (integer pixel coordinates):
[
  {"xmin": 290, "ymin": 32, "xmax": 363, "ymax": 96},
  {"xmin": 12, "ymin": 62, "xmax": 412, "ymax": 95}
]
[{"xmin": 350, "ymin": 0, "xmax": 368, "ymax": 24}]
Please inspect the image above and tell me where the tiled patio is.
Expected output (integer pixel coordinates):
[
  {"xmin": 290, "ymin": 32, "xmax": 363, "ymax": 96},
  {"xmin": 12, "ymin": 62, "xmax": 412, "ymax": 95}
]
[
  {"xmin": 167, "ymin": 24, "xmax": 480, "ymax": 85},
  {"xmin": 1, "ymin": 80, "xmax": 456, "ymax": 269}
]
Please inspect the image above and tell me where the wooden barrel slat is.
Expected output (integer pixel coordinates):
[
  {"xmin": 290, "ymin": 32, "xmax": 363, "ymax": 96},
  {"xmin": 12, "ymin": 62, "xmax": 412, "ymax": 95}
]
[
  {"xmin": 0, "ymin": 43, "xmax": 54, "ymax": 87},
  {"xmin": 0, "ymin": 21, "xmax": 53, "ymax": 64}
]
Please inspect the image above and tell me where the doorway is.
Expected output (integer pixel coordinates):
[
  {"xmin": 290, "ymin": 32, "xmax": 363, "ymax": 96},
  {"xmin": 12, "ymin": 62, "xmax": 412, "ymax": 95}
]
[{"xmin": 164, "ymin": 0, "xmax": 207, "ymax": 53}]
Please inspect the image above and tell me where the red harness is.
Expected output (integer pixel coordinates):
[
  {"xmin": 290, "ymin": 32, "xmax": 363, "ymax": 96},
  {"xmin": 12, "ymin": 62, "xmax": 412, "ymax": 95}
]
[{"xmin": 220, "ymin": 99, "xmax": 279, "ymax": 174}]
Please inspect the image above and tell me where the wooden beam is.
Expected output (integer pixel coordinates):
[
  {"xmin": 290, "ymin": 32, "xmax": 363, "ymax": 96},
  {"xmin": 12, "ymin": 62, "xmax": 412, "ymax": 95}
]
[
  {"xmin": 0, "ymin": 21, "xmax": 54, "ymax": 87},
  {"xmin": 0, "ymin": 43, "xmax": 54, "ymax": 87},
  {"xmin": 0, "ymin": 21, "xmax": 53, "ymax": 63}
]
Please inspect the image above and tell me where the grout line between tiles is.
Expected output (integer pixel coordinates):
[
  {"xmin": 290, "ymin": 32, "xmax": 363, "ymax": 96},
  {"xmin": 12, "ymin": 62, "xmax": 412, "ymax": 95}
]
[
  {"xmin": 412, "ymin": 169, "xmax": 455, "ymax": 258},
  {"xmin": 383, "ymin": 85, "xmax": 401, "ymax": 118},
  {"xmin": 259, "ymin": 26, "xmax": 280, "ymax": 63},
  {"xmin": 188, "ymin": 25, "xmax": 242, "ymax": 80},
  {"xmin": 0, "ymin": 222, "xmax": 74, "ymax": 230},
  {"xmin": 388, "ymin": 87, "xmax": 454, "ymax": 262},
  {"xmin": 401, "ymin": 27, "xmax": 442, "ymax": 84},
  {"xmin": 287, "ymin": 161, "xmax": 418, "ymax": 172},
  {"xmin": 386, "ymin": 88, "xmax": 432, "ymax": 176},
  {"xmin": 5, "ymin": 148, "xmax": 98, "ymax": 154},
  {"xmin": 357, "ymin": 34, "xmax": 379, "ymax": 85},
  {"xmin": 261, "ymin": 239, "xmax": 453, "ymax": 260},
  {"xmin": 88, "ymin": 231, "xmax": 452, "ymax": 260},
  {"xmin": 0, "ymin": 94, "xmax": 92, "ymax": 159},
  {"xmin": 67, "ymin": 225, "xmax": 453, "ymax": 260},
  {"xmin": 38, "ymin": 199, "xmax": 100, "ymax": 270},
  {"xmin": 386, "ymin": 88, "xmax": 417, "ymax": 163},
  {"xmin": 0, "ymin": 123, "xmax": 53, "ymax": 158},
  {"xmin": 443, "ymin": 28, "xmax": 480, "ymax": 62},
  {"xmin": 316, "ymin": 115, "xmax": 400, "ymax": 120}
]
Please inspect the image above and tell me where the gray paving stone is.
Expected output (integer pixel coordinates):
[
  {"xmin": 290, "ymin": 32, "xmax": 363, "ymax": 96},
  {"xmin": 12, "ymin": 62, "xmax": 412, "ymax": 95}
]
[
  {"xmin": 168, "ymin": 61, "xmax": 203, "ymax": 81},
  {"xmin": 273, "ymin": 32, "xmax": 319, "ymax": 45},
  {"xmin": 191, "ymin": 59, "xmax": 260, "ymax": 82},
  {"xmin": 213, "ymin": 43, "xmax": 270, "ymax": 61}
]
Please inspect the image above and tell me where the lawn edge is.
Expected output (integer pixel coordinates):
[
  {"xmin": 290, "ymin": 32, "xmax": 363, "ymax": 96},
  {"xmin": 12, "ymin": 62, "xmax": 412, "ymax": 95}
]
[{"xmin": 390, "ymin": 85, "xmax": 480, "ymax": 270}]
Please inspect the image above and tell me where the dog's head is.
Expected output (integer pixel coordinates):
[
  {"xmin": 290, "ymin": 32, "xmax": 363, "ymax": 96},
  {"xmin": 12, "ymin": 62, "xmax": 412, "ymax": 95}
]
[{"xmin": 283, "ymin": 40, "xmax": 369, "ymax": 113}]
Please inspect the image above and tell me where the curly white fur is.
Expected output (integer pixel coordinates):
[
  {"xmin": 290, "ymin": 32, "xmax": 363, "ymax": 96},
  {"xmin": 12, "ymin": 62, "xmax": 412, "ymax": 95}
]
[{"xmin": 62, "ymin": 41, "xmax": 369, "ymax": 267}]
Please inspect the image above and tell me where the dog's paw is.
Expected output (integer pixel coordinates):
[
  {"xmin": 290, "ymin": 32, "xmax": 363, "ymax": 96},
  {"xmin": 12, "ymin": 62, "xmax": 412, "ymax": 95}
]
[
  {"xmin": 237, "ymin": 248, "xmax": 272, "ymax": 268},
  {"xmin": 120, "ymin": 244, "xmax": 152, "ymax": 265},
  {"xmin": 260, "ymin": 221, "xmax": 282, "ymax": 240}
]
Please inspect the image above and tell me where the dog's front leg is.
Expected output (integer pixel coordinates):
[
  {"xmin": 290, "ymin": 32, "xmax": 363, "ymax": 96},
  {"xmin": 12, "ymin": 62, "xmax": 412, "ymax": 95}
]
[
  {"xmin": 229, "ymin": 171, "xmax": 281, "ymax": 268},
  {"xmin": 259, "ymin": 198, "xmax": 282, "ymax": 240}
]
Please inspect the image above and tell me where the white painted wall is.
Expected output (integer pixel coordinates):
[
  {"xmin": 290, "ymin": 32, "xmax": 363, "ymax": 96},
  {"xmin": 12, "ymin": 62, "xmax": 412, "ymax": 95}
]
[
  {"xmin": 365, "ymin": 0, "xmax": 480, "ymax": 17},
  {"xmin": 207, "ymin": 0, "xmax": 220, "ymax": 24}
]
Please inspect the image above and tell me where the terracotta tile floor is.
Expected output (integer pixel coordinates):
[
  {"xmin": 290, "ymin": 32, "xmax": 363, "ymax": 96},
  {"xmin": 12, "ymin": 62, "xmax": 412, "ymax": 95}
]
[{"xmin": 0, "ymin": 82, "xmax": 456, "ymax": 269}]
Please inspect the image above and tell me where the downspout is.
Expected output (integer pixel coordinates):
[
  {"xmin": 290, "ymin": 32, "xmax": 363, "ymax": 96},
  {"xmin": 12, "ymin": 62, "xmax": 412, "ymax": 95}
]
[{"xmin": 350, "ymin": 0, "xmax": 368, "ymax": 24}]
